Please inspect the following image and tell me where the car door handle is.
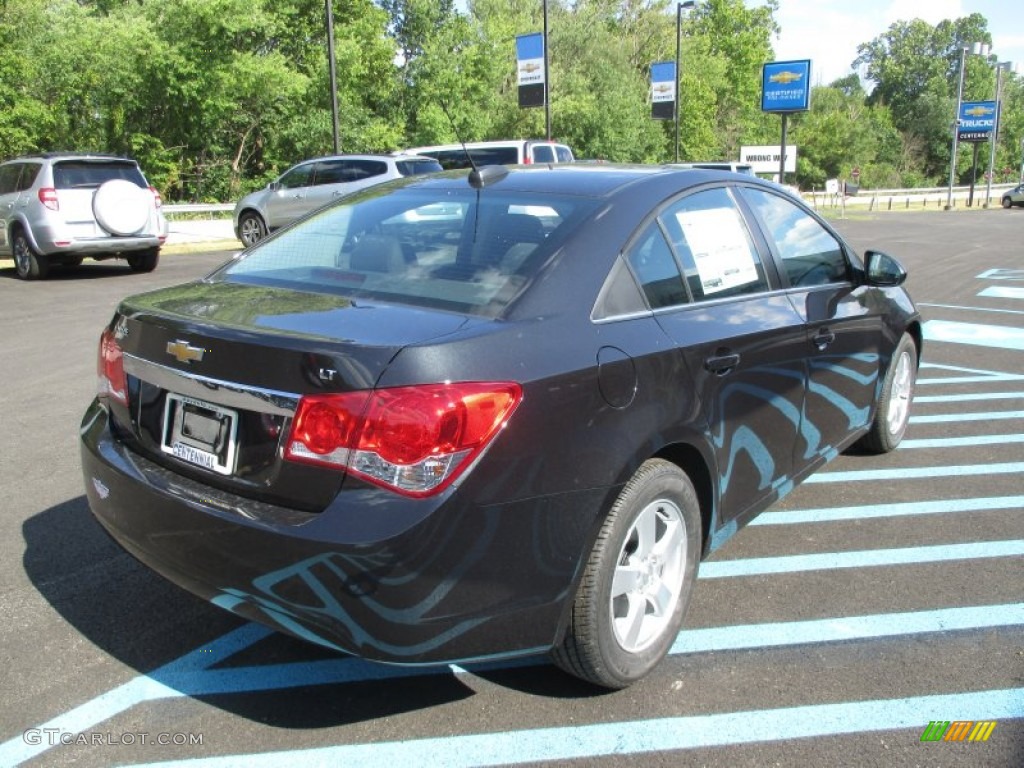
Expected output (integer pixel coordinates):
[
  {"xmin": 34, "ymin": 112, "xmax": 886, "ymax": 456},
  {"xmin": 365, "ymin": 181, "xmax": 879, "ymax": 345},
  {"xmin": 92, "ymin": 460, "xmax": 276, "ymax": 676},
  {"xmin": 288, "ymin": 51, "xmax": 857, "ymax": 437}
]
[
  {"xmin": 704, "ymin": 352, "xmax": 740, "ymax": 375},
  {"xmin": 812, "ymin": 329, "xmax": 836, "ymax": 350}
]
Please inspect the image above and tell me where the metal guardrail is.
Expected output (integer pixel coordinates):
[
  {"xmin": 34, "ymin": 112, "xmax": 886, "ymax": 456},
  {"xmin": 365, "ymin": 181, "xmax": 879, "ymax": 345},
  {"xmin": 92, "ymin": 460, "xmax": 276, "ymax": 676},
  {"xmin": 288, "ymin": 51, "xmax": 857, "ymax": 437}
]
[
  {"xmin": 805, "ymin": 183, "xmax": 1017, "ymax": 210},
  {"xmin": 163, "ymin": 203, "xmax": 234, "ymax": 216}
]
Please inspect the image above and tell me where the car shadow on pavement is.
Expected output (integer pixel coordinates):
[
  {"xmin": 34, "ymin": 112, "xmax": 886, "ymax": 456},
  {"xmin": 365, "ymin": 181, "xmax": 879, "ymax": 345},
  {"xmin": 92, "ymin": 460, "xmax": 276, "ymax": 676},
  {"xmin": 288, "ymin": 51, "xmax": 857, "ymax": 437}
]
[
  {"xmin": 23, "ymin": 497, "xmax": 601, "ymax": 728},
  {"xmin": 0, "ymin": 263, "xmax": 139, "ymax": 281}
]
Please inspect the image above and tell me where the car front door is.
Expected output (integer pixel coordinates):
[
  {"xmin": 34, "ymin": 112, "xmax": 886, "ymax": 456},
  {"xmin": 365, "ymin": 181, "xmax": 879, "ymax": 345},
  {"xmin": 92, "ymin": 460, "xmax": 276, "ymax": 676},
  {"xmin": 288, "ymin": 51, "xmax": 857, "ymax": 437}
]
[
  {"xmin": 738, "ymin": 186, "xmax": 882, "ymax": 469},
  {"xmin": 264, "ymin": 163, "xmax": 314, "ymax": 229},
  {"xmin": 629, "ymin": 186, "xmax": 808, "ymax": 534}
]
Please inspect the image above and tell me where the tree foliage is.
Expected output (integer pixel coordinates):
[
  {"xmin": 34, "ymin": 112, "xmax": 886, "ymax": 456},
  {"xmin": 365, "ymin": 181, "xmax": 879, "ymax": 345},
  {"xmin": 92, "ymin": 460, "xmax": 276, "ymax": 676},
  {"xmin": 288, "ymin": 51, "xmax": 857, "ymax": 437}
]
[{"xmin": 0, "ymin": 0, "xmax": 1020, "ymax": 200}]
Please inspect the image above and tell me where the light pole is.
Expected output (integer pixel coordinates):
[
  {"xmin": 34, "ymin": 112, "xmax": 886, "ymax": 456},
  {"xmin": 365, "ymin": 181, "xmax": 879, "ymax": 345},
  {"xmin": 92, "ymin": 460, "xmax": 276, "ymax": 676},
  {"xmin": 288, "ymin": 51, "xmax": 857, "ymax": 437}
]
[
  {"xmin": 983, "ymin": 61, "xmax": 1012, "ymax": 207},
  {"xmin": 326, "ymin": 0, "xmax": 340, "ymax": 154},
  {"xmin": 674, "ymin": 1, "xmax": 696, "ymax": 163},
  {"xmin": 946, "ymin": 42, "xmax": 988, "ymax": 210}
]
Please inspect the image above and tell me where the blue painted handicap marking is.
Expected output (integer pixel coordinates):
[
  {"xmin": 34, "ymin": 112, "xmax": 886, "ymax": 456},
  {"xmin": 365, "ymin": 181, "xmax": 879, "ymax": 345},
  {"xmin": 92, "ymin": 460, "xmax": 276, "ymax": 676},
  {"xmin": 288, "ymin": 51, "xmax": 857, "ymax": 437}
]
[
  {"xmin": 976, "ymin": 268, "xmax": 1024, "ymax": 280},
  {"xmin": 979, "ymin": 286, "xmax": 1024, "ymax": 300},
  {"xmin": 924, "ymin": 320, "xmax": 1024, "ymax": 351}
]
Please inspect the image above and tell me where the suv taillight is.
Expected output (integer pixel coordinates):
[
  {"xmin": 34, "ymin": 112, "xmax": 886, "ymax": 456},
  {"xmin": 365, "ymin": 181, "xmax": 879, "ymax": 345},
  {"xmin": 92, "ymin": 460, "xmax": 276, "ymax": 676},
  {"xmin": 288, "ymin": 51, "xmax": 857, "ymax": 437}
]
[
  {"xmin": 38, "ymin": 188, "xmax": 59, "ymax": 211},
  {"xmin": 149, "ymin": 186, "xmax": 163, "ymax": 208},
  {"xmin": 98, "ymin": 327, "xmax": 128, "ymax": 406},
  {"xmin": 285, "ymin": 382, "xmax": 522, "ymax": 497}
]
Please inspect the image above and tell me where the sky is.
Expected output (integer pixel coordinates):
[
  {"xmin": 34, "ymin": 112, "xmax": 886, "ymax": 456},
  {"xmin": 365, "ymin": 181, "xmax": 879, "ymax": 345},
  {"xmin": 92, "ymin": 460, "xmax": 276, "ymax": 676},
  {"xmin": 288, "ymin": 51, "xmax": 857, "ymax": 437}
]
[{"xmin": 751, "ymin": 0, "xmax": 1024, "ymax": 86}]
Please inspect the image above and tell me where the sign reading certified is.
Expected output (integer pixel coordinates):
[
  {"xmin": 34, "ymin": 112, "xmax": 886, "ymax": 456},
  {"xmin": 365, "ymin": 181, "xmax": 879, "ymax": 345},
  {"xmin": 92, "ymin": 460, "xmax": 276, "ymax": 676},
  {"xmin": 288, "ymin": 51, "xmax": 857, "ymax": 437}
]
[
  {"xmin": 761, "ymin": 60, "xmax": 811, "ymax": 113},
  {"xmin": 958, "ymin": 100, "xmax": 998, "ymax": 142},
  {"xmin": 740, "ymin": 145, "xmax": 797, "ymax": 174}
]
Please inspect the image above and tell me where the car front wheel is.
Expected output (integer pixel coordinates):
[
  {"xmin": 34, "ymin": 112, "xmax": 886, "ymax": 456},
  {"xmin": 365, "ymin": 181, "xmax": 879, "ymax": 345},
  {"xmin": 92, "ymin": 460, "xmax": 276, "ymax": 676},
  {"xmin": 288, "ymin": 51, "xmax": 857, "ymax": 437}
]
[
  {"xmin": 1003, "ymin": 197, "xmax": 1013, "ymax": 209},
  {"xmin": 238, "ymin": 212, "xmax": 267, "ymax": 246},
  {"xmin": 552, "ymin": 459, "xmax": 701, "ymax": 688},
  {"xmin": 859, "ymin": 332, "xmax": 917, "ymax": 453},
  {"xmin": 12, "ymin": 229, "xmax": 49, "ymax": 280}
]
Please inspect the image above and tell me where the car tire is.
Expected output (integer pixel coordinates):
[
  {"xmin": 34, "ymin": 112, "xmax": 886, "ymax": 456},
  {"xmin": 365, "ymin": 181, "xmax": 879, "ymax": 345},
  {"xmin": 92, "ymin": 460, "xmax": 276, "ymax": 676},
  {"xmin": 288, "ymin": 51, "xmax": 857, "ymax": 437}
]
[
  {"xmin": 12, "ymin": 228, "xmax": 50, "ymax": 280},
  {"xmin": 238, "ymin": 212, "xmax": 267, "ymax": 246},
  {"xmin": 552, "ymin": 458, "xmax": 701, "ymax": 688},
  {"xmin": 859, "ymin": 333, "xmax": 917, "ymax": 453},
  {"xmin": 126, "ymin": 248, "xmax": 159, "ymax": 273},
  {"xmin": 1003, "ymin": 197, "xmax": 1012, "ymax": 209}
]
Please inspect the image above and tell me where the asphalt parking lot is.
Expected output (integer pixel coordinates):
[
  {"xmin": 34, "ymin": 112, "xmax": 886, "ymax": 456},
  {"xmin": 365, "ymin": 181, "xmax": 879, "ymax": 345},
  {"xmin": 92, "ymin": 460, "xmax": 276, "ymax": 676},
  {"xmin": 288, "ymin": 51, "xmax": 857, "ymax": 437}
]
[{"xmin": 1, "ymin": 208, "xmax": 1022, "ymax": 767}]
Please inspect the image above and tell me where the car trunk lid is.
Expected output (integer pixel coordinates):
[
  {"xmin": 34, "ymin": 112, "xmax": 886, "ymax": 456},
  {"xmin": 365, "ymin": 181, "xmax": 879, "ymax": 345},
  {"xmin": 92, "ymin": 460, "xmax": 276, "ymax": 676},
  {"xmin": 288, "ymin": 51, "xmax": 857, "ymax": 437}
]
[{"xmin": 107, "ymin": 280, "xmax": 474, "ymax": 511}]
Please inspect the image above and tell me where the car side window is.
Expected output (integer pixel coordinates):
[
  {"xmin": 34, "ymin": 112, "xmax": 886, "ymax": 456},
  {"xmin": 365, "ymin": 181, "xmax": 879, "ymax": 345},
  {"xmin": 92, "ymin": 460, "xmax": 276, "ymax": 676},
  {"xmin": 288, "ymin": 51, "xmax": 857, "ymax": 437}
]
[
  {"xmin": 343, "ymin": 160, "xmax": 388, "ymax": 182},
  {"xmin": 279, "ymin": 165, "xmax": 313, "ymax": 190},
  {"xmin": 555, "ymin": 146, "xmax": 574, "ymax": 163},
  {"xmin": 0, "ymin": 164, "xmax": 20, "ymax": 195},
  {"xmin": 532, "ymin": 145, "xmax": 555, "ymax": 164},
  {"xmin": 659, "ymin": 187, "xmax": 768, "ymax": 302},
  {"xmin": 740, "ymin": 187, "xmax": 849, "ymax": 287},
  {"xmin": 624, "ymin": 221, "xmax": 689, "ymax": 309},
  {"xmin": 16, "ymin": 163, "xmax": 41, "ymax": 191},
  {"xmin": 312, "ymin": 160, "xmax": 347, "ymax": 186}
]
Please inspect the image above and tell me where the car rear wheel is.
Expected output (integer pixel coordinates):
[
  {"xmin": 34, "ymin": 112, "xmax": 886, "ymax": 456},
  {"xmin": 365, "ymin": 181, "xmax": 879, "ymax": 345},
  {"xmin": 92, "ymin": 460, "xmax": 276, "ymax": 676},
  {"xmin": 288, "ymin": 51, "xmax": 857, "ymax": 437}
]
[
  {"xmin": 859, "ymin": 332, "xmax": 917, "ymax": 453},
  {"xmin": 126, "ymin": 248, "xmax": 159, "ymax": 273},
  {"xmin": 238, "ymin": 212, "xmax": 267, "ymax": 246},
  {"xmin": 552, "ymin": 459, "xmax": 700, "ymax": 688},
  {"xmin": 12, "ymin": 229, "xmax": 49, "ymax": 280}
]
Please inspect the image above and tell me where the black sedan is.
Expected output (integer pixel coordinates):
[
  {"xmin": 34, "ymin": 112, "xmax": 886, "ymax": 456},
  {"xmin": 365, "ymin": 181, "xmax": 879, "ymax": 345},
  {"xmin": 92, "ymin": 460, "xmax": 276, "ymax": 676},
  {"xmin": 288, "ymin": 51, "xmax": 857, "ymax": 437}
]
[{"xmin": 81, "ymin": 164, "xmax": 920, "ymax": 688}]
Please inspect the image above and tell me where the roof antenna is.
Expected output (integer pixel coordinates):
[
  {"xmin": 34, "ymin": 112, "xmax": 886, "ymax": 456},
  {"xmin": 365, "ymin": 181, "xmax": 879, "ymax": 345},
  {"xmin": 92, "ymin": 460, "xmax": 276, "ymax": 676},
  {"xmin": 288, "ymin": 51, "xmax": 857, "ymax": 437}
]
[{"xmin": 439, "ymin": 100, "xmax": 508, "ymax": 189}]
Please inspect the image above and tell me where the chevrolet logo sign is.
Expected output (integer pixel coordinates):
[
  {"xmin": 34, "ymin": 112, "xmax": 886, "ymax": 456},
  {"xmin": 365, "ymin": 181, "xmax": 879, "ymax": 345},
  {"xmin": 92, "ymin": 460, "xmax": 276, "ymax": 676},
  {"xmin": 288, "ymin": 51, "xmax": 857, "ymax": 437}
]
[
  {"xmin": 520, "ymin": 62, "xmax": 541, "ymax": 74},
  {"xmin": 769, "ymin": 70, "xmax": 803, "ymax": 84},
  {"xmin": 166, "ymin": 340, "xmax": 206, "ymax": 364},
  {"xmin": 653, "ymin": 84, "xmax": 673, "ymax": 94},
  {"xmin": 964, "ymin": 106, "xmax": 994, "ymax": 117}
]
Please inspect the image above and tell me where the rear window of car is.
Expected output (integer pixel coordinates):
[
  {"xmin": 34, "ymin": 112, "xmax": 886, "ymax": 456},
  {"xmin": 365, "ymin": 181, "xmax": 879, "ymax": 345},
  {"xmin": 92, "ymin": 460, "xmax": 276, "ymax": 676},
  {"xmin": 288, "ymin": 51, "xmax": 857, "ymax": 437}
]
[
  {"xmin": 219, "ymin": 185, "xmax": 599, "ymax": 317},
  {"xmin": 52, "ymin": 161, "xmax": 146, "ymax": 189}
]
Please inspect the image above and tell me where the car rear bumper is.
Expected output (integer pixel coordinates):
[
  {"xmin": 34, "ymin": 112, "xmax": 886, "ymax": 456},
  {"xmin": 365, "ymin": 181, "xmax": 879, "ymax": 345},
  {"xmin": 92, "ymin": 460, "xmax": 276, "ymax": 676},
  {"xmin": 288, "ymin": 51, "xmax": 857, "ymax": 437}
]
[{"xmin": 80, "ymin": 399, "xmax": 597, "ymax": 665}]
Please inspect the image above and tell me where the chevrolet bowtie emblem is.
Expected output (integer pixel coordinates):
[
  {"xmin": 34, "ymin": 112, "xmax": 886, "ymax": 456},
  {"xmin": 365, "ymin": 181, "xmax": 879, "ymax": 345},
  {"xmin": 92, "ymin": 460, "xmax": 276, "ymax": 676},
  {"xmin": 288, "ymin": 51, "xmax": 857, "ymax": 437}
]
[
  {"xmin": 166, "ymin": 340, "xmax": 206, "ymax": 364},
  {"xmin": 769, "ymin": 70, "xmax": 803, "ymax": 84}
]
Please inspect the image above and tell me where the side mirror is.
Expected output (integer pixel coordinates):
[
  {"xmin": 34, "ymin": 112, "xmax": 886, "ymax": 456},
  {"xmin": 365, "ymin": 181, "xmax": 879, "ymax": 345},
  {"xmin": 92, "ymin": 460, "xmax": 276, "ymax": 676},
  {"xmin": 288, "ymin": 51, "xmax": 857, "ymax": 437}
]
[
  {"xmin": 864, "ymin": 250, "xmax": 907, "ymax": 287},
  {"xmin": 268, "ymin": 181, "xmax": 280, "ymax": 191}
]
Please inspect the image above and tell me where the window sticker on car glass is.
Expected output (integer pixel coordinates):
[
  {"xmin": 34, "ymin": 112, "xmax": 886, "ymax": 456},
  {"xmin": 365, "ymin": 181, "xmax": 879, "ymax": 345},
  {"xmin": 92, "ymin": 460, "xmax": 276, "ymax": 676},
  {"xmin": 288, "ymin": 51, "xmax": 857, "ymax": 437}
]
[{"xmin": 675, "ymin": 207, "xmax": 759, "ymax": 295}]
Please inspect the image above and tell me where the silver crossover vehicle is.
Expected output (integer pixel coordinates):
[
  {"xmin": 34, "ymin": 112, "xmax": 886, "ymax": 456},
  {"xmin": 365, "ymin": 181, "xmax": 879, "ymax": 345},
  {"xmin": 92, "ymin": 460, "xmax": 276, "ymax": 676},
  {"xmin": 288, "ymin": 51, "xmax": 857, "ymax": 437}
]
[
  {"xmin": 0, "ymin": 153, "xmax": 168, "ymax": 280},
  {"xmin": 232, "ymin": 154, "xmax": 442, "ymax": 246}
]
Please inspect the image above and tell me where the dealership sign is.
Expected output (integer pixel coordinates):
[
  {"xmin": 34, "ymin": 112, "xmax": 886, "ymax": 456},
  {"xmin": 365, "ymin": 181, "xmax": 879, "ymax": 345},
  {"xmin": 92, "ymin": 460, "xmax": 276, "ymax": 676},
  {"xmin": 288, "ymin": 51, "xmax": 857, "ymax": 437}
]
[
  {"xmin": 741, "ymin": 146, "xmax": 797, "ymax": 174},
  {"xmin": 761, "ymin": 60, "xmax": 811, "ymax": 113},
  {"xmin": 516, "ymin": 33, "xmax": 545, "ymax": 108},
  {"xmin": 958, "ymin": 101, "xmax": 998, "ymax": 142},
  {"xmin": 650, "ymin": 61, "xmax": 676, "ymax": 120}
]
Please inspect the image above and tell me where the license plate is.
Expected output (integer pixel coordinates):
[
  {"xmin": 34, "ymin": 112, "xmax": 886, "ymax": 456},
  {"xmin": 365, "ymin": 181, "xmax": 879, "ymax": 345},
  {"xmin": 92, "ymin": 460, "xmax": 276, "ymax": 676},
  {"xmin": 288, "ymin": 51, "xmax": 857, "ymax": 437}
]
[{"xmin": 161, "ymin": 394, "xmax": 238, "ymax": 475}]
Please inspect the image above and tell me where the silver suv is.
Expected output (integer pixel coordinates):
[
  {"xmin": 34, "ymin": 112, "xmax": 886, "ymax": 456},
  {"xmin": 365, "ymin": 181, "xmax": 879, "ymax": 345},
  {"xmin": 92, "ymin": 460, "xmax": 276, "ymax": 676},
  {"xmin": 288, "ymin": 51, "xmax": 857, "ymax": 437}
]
[
  {"xmin": 0, "ymin": 153, "xmax": 168, "ymax": 280},
  {"xmin": 232, "ymin": 154, "xmax": 443, "ymax": 246}
]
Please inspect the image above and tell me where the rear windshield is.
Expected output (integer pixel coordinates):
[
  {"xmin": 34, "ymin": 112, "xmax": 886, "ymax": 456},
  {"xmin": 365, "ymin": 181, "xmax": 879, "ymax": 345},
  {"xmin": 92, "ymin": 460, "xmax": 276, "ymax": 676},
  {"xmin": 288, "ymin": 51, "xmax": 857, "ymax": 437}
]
[
  {"xmin": 396, "ymin": 158, "xmax": 443, "ymax": 176},
  {"xmin": 52, "ymin": 161, "xmax": 146, "ymax": 189},
  {"xmin": 218, "ymin": 184, "xmax": 599, "ymax": 317},
  {"xmin": 423, "ymin": 147, "xmax": 521, "ymax": 170}
]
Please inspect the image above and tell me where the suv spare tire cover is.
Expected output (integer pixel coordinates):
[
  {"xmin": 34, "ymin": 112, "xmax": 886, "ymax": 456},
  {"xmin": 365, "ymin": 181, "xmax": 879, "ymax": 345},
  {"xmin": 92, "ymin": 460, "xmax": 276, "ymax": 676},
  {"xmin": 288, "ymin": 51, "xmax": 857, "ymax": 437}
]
[{"xmin": 93, "ymin": 179, "xmax": 151, "ymax": 236}]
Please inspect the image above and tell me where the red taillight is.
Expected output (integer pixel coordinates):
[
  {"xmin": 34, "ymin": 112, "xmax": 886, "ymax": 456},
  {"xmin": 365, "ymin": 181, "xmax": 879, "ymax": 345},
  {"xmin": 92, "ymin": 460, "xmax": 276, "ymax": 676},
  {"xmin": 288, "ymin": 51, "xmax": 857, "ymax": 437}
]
[
  {"xmin": 98, "ymin": 327, "xmax": 128, "ymax": 406},
  {"xmin": 149, "ymin": 186, "xmax": 163, "ymax": 209},
  {"xmin": 285, "ymin": 382, "xmax": 522, "ymax": 497},
  {"xmin": 38, "ymin": 188, "xmax": 59, "ymax": 211}
]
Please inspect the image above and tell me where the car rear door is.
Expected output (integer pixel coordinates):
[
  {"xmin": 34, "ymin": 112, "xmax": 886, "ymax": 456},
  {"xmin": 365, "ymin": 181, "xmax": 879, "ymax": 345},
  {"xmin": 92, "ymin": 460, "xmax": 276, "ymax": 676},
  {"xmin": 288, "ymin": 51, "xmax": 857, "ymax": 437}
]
[
  {"xmin": 737, "ymin": 186, "xmax": 881, "ymax": 466},
  {"xmin": 627, "ymin": 186, "xmax": 807, "ymax": 530}
]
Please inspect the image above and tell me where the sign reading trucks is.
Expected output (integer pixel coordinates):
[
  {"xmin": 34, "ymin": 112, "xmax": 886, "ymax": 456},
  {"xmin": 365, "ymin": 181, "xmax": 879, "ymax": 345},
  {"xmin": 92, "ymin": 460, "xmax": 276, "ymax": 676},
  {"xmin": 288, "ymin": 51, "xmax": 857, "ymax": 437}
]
[{"xmin": 740, "ymin": 146, "xmax": 797, "ymax": 174}]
